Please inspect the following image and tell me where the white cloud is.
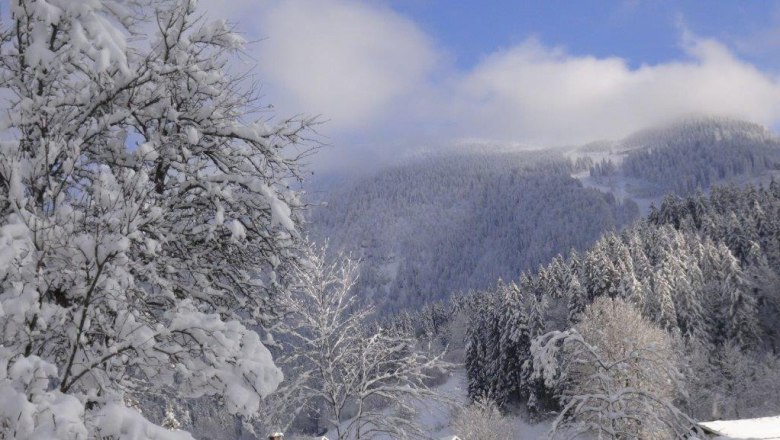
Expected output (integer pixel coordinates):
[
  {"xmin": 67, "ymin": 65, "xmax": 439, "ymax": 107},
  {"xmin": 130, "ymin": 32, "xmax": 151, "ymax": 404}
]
[
  {"xmin": 206, "ymin": 0, "xmax": 438, "ymax": 132},
  {"xmin": 198, "ymin": 1, "xmax": 780, "ymax": 158},
  {"xmin": 447, "ymin": 36, "xmax": 780, "ymax": 145}
]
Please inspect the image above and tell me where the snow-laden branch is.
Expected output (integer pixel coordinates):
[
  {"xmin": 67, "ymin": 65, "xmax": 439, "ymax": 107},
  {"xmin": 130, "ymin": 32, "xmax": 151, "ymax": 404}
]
[
  {"xmin": 0, "ymin": 0, "xmax": 316, "ymax": 437},
  {"xmin": 267, "ymin": 245, "xmax": 453, "ymax": 439},
  {"xmin": 531, "ymin": 298, "xmax": 701, "ymax": 440}
]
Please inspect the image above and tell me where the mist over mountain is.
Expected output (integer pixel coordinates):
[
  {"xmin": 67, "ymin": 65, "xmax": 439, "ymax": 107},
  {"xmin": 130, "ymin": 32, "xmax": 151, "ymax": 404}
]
[
  {"xmin": 8, "ymin": 2, "xmax": 780, "ymax": 439},
  {"xmin": 308, "ymin": 117, "xmax": 780, "ymax": 311},
  {"xmin": 584, "ymin": 116, "xmax": 780, "ymax": 199}
]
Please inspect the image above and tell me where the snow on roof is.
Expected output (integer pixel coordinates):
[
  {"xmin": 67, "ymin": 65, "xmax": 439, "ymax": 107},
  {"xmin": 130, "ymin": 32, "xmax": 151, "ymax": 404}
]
[{"xmin": 698, "ymin": 416, "xmax": 780, "ymax": 439}]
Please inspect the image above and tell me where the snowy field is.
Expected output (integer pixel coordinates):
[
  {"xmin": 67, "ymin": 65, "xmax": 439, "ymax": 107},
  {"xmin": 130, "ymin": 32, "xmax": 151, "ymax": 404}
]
[{"xmin": 322, "ymin": 370, "xmax": 551, "ymax": 440}]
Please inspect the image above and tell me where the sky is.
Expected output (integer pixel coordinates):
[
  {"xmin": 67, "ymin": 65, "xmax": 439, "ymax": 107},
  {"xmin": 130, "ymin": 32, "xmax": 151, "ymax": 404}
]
[{"xmin": 198, "ymin": 0, "xmax": 780, "ymax": 171}]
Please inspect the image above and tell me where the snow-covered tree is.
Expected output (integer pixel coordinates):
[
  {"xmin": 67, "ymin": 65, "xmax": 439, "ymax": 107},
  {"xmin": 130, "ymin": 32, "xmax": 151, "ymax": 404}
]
[
  {"xmin": 494, "ymin": 282, "xmax": 527, "ymax": 408},
  {"xmin": 653, "ymin": 269, "xmax": 678, "ymax": 331},
  {"xmin": 532, "ymin": 298, "xmax": 696, "ymax": 439},
  {"xmin": 465, "ymin": 290, "xmax": 503, "ymax": 403},
  {"xmin": 451, "ymin": 397, "xmax": 520, "ymax": 440},
  {"xmin": 0, "ymin": 0, "xmax": 313, "ymax": 437},
  {"xmin": 460, "ymin": 181, "xmax": 780, "ymax": 434},
  {"xmin": 622, "ymin": 117, "xmax": 779, "ymax": 197},
  {"xmin": 683, "ymin": 340, "xmax": 780, "ymax": 421},
  {"xmin": 275, "ymin": 246, "xmax": 450, "ymax": 439},
  {"xmin": 565, "ymin": 271, "xmax": 587, "ymax": 323}
]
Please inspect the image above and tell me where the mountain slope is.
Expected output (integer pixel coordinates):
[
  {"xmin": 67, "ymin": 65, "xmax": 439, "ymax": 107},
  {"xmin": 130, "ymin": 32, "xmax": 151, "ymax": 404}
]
[
  {"xmin": 308, "ymin": 150, "xmax": 638, "ymax": 310},
  {"xmin": 309, "ymin": 118, "xmax": 780, "ymax": 312},
  {"xmin": 575, "ymin": 117, "xmax": 780, "ymax": 211}
]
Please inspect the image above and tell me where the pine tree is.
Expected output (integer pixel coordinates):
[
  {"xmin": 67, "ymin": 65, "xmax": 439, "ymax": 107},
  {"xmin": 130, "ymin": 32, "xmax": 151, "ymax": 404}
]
[
  {"xmin": 718, "ymin": 245, "xmax": 760, "ymax": 349},
  {"xmin": 523, "ymin": 289, "xmax": 555, "ymax": 415},
  {"xmin": 566, "ymin": 274, "xmax": 588, "ymax": 323},
  {"xmin": 663, "ymin": 252, "xmax": 705, "ymax": 340},
  {"xmin": 547, "ymin": 255, "xmax": 569, "ymax": 300},
  {"xmin": 583, "ymin": 244, "xmax": 620, "ymax": 300},
  {"xmin": 725, "ymin": 211, "xmax": 753, "ymax": 262},
  {"xmin": 495, "ymin": 283, "xmax": 529, "ymax": 407},
  {"xmin": 467, "ymin": 293, "xmax": 503, "ymax": 401},
  {"xmin": 466, "ymin": 303, "xmax": 491, "ymax": 400},
  {"xmin": 654, "ymin": 270, "xmax": 678, "ymax": 330},
  {"xmin": 628, "ymin": 228, "xmax": 654, "ymax": 281}
]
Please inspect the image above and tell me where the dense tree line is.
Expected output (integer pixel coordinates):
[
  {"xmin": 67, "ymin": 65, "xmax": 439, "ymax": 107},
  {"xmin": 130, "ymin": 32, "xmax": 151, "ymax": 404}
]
[
  {"xmin": 466, "ymin": 183, "xmax": 780, "ymax": 417},
  {"xmin": 619, "ymin": 118, "xmax": 780, "ymax": 196},
  {"xmin": 394, "ymin": 183, "xmax": 780, "ymax": 427},
  {"xmin": 589, "ymin": 158, "xmax": 617, "ymax": 179},
  {"xmin": 310, "ymin": 151, "xmax": 638, "ymax": 311},
  {"xmin": 647, "ymin": 184, "xmax": 780, "ymax": 352}
]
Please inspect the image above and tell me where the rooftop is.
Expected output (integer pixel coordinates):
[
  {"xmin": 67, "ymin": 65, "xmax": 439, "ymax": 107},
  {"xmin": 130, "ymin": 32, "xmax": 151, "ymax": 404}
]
[{"xmin": 698, "ymin": 416, "xmax": 780, "ymax": 439}]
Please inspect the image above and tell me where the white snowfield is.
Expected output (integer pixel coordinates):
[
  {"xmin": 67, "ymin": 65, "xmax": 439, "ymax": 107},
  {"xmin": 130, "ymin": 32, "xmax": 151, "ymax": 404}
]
[{"xmin": 698, "ymin": 415, "xmax": 780, "ymax": 439}]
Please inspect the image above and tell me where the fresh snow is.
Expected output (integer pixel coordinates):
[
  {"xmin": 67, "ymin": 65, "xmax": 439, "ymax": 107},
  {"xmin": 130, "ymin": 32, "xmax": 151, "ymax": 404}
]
[
  {"xmin": 699, "ymin": 416, "xmax": 780, "ymax": 439},
  {"xmin": 323, "ymin": 369, "xmax": 551, "ymax": 440}
]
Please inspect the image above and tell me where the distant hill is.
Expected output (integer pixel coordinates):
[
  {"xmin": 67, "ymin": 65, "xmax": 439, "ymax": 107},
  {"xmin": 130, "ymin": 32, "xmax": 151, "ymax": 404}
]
[
  {"xmin": 582, "ymin": 117, "xmax": 780, "ymax": 198},
  {"xmin": 307, "ymin": 150, "xmax": 638, "ymax": 310},
  {"xmin": 620, "ymin": 117, "xmax": 776, "ymax": 152},
  {"xmin": 308, "ymin": 118, "xmax": 780, "ymax": 312}
]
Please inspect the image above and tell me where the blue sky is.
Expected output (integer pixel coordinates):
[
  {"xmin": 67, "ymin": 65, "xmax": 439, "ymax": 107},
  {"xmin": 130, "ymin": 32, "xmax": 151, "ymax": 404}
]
[
  {"xmin": 387, "ymin": 1, "xmax": 780, "ymax": 71},
  {"xmin": 201, "ymin": 0, "xmax": 780, "ymax": 169}
]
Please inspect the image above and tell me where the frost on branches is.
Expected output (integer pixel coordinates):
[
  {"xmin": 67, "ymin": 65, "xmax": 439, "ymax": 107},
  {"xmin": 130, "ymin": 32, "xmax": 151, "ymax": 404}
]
[
  {"xmin": 269, "ymin": 246, "xmax": 450, "ymax": 439},
  {"xmin": 531, "ymin": 298, "xmax": 698, "ymax": 440},
  {"xmin": 0, "ymin": 0, "xmax": 314, "ymax": 438}
]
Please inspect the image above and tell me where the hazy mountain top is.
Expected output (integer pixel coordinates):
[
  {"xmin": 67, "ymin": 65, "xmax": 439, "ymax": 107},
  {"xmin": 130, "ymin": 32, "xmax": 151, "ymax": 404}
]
[
  {"xmin": 577, "ymin": 116, "xmax": 780, "ymax": 201},
  {"xmin": 619, "ymin": 116, "xmax": 777, "ymax": 152}
]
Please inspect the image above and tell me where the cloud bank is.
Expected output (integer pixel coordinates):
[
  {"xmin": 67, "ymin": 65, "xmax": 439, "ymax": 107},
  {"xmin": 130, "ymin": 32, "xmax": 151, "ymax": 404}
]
[
  {"xmin": 200, "ymin": 0, "xmax": 780, "ymax": 163},
  {"xmin": 451, "ymin": 36, "xmax": 780, "ymax": 145}
]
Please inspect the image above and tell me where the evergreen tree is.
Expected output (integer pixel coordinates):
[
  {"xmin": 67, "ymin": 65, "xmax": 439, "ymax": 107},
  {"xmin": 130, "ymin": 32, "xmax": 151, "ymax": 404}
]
[
  {"xmin": 566, "ymin": 274, "xmax": 588, "ymax": 323},
  {"xmin": 718, "ymin": 245, "xmax": 760, "ymax": 349},
  {"xmin": 495, "ymin": 283, "xmax": 529, "ymax": 407},
  {"xmin": 654, "ymin": 270, "xmax": 678, "ymax": 331}
]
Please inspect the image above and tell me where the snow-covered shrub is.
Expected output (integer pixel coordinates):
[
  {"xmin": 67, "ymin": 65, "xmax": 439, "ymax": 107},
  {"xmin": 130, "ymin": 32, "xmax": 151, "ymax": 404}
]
[{"xmin": 451, "ymin": 397, "xmax": 519, "ymax": 440}]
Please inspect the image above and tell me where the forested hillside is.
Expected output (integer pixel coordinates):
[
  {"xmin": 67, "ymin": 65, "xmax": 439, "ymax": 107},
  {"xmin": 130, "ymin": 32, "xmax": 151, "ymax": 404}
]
[
  {"xmin": 587, "ymin": 117, "xmax": 780, "ymax": 197},
  {"xmin": 309, "ymin": 151, "xmax": 639, "ymax": 310},
  {"xmin": 398, "ymin": 183, "xmax": 780, "ymax": 436},
  {"xmin": 5, "ymin": 0, "xmax": 780, "ymax": 439}
]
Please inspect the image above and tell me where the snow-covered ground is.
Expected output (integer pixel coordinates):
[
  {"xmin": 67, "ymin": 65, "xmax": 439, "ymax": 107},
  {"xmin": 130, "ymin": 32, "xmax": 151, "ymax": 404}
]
[{"xmin": 322, "ymin": 369, "xmax": 551, "ymax": 440}]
